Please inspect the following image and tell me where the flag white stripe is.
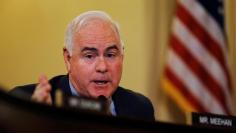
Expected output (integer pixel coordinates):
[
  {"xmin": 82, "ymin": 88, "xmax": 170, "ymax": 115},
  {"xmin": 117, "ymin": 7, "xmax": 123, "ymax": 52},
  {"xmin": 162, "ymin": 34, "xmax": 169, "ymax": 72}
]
[
  {"xmin": 179, "ymin": 0, "xmax": 227, "ymax": 58},
  {"xmin": 173, "ymin": 18, "xmax": 229, "ymax": 95},
  {"xmin": 167, "ymin": 50, "xmax": 225, "ymax": 114}
]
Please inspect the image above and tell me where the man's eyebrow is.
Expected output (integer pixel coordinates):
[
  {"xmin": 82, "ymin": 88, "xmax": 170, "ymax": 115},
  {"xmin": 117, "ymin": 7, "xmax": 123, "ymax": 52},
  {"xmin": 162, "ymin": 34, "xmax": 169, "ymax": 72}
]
[
  {"xmin": 106, "ymin": 45, "xmax": 119, "ymax": 51},
  {"xmin": 81, "ymin": 47, "xmax": 98, "ymax": 52}
]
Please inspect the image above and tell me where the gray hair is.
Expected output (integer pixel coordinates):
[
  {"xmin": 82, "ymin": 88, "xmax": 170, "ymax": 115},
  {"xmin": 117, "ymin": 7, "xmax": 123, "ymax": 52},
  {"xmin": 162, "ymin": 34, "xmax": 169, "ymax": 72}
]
[{"xmin": 64, "ymin": 10, "xmax": 124, "ymax": 56}]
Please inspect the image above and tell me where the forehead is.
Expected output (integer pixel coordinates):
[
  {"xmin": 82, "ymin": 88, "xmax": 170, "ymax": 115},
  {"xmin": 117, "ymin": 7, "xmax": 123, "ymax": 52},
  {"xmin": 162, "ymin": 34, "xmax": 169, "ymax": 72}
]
[{"xmin": 73, "ymin": 19, "xmax": 121, "ymax": 50}]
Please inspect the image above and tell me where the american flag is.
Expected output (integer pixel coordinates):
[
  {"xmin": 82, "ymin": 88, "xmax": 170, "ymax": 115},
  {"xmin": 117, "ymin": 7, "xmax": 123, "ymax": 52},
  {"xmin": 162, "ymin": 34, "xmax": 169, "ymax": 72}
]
[{"xmin": 162, "ymin": 0, "xmax": 233, "ymax": 115}]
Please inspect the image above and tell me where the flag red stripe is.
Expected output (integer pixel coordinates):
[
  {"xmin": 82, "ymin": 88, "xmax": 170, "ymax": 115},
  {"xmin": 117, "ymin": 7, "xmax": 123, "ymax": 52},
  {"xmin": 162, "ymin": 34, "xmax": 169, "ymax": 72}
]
[
  {"xmin": 176, "ymin": 3, "xmax": 232, "ymax": 91},
  {"xmin": 165, "ymin": 67, "xmax": 207, "ymax": 112},
  {"xmin": 170, "ymin": 35, "xmax": 230, "ymax": 114}
]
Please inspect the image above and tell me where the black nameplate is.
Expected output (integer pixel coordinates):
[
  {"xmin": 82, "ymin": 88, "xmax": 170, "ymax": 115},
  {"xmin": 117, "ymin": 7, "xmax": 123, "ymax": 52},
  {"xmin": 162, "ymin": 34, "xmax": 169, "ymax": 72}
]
[
  {"xmin": 54, "ymin": 89, "xmax": 108, "ymax": 114},
  {"xmin": 191, "ymin": 112, "xmax": 236, "ymax": 128}
]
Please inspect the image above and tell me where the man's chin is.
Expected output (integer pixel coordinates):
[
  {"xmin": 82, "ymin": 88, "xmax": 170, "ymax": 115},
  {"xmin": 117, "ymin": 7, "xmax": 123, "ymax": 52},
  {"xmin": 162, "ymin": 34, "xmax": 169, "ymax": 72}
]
[
  {"xmin": 89, "ymin": 87, "xmax": 111, "ymax": 97},
  {"xmin": 90, "ymin": 91, "xmax": 111, "ymax": 99}
]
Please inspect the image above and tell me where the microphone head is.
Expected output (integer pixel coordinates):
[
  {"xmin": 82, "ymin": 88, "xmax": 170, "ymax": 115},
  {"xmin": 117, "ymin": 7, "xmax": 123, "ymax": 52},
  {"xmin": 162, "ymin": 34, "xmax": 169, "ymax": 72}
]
[{"xmin": 98, "ymin": 95, "xmax": 107, "ymax": 101}]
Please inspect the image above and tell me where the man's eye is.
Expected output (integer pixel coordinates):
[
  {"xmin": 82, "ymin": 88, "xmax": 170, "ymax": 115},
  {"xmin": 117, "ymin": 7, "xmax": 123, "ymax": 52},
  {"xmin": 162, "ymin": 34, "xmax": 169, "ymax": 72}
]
[
  {"xmin": 106, "ymin": 53, "xmax": 116, "ymax": 58},
  {"xmin": 84, "ymin": 54, "xmax": 95, "ymax": 59}
]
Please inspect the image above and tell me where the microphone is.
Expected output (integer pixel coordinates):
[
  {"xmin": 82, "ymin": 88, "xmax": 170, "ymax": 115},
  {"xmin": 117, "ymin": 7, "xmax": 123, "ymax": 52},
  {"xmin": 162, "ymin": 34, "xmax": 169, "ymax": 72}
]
[{"xmin": 98, "ymin": 95, "xmax": 110, "ymax": 115}]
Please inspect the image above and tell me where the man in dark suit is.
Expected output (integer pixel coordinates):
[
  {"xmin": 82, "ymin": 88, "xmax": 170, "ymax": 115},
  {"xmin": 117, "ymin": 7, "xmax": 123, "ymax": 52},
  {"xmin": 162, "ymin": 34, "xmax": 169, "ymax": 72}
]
[{"xmin": 10, "ymin": 11, "xmax": 155, "ymax": 120}]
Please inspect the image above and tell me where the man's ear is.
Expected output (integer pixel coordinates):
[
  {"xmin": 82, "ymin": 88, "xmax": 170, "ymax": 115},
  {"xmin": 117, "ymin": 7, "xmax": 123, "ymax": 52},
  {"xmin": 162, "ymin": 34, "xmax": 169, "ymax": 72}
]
[{"xmin": 63, "ymin": 47, "xmax": 71, "ymax": 72}]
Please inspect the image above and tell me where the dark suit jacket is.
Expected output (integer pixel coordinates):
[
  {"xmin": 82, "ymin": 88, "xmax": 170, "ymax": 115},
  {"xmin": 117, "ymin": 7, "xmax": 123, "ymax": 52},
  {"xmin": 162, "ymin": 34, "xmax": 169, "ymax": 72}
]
[{"xmin": 10, "ymin": 75, "xmax": 155, "ymax": 120}]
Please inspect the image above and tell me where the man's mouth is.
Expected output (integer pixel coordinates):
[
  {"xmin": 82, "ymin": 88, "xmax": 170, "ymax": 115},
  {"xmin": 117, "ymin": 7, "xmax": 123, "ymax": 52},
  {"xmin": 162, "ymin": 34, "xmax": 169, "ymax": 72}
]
[{"xmin": 93, "ymin": 80, "xmax": 109, "ymax": 85}]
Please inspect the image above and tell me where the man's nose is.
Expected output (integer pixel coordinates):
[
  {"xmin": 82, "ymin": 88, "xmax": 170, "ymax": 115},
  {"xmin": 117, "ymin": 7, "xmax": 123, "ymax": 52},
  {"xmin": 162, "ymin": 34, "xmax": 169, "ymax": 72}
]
[{"xmin": 96, "ymin": 57, "xmax": 108, "ymax": 73}]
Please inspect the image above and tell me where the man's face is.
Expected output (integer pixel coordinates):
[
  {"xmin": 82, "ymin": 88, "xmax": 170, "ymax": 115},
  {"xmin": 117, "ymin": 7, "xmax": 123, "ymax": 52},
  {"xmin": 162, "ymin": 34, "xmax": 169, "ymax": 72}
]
[{"xmin": 64, "ymin": 19, "xmax": 123, "ymax": 98}]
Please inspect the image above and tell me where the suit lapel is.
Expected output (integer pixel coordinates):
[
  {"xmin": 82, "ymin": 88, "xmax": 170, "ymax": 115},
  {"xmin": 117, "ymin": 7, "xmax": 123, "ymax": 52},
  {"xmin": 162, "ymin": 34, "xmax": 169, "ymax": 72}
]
[
  {"xmin": 112, "ymin": 87, "xmax": 129, "ymax": 116},
  {"xmin": 50, "ymin": 75, "xmax": 72, "ymax": 103}
]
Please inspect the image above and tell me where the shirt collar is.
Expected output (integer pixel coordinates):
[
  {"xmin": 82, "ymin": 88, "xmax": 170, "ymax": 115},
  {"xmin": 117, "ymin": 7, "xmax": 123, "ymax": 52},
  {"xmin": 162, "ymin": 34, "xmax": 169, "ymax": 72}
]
[{"xmin": 69, "ymin": 79, "xmax": 79, "ymax": 96}]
